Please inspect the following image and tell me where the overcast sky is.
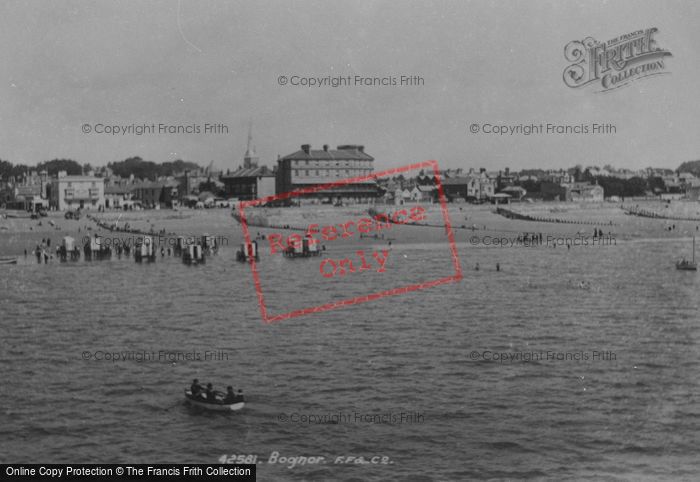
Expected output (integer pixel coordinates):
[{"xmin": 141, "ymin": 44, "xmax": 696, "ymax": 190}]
[{"xmin": 1, "ymin": 0, "xmax": 698, "ymax": 172}]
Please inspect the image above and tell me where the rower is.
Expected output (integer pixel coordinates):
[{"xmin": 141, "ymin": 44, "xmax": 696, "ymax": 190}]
[
  {"xmin": 223, "ymin": 386, "xmax": 236, "ymax": 403},
  {"xmin": 190, "ymin": 378, "xmax": 203, "ymax": 396},
  {"xmin": 205, "ymin": 383, "xmax": 216, "ymax": 402}
]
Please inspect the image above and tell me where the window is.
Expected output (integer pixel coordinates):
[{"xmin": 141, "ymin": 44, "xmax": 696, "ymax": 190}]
[
  {"xmin": 315, "ymin": 170, "xmax": 319, "ymax": 176},
  {"xmin": 294, "ymin": 170, "xmax": 298, "ymax": 176},
  {"xmin": 305, "ymin": 170, "xmax": 309, "ymax": 176}
]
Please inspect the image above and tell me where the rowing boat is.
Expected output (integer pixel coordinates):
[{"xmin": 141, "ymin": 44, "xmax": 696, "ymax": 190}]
[{"xmin": 184, "ymin": 389, "xmax": 245, "ymax": 411}]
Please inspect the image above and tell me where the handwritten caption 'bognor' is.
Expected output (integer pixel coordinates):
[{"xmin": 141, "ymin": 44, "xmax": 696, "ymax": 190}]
[
  {"xmin": 219, "ymin": 452, "xmax": 394, "ymax": 469},
  {"xmin": 265, "ymin": 206, "xmax": 426, "ymax": 279}
]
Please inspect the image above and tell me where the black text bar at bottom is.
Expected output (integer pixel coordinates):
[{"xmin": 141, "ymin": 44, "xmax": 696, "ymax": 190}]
[{"xmin": 1, "ymin": 465, "xmax": 255, "ymax": 481}]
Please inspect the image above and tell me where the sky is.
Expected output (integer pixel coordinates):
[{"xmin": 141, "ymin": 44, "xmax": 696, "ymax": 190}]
[{"xmin": 1, "ymin": 0, "xmax": 699, "ymax": 172}]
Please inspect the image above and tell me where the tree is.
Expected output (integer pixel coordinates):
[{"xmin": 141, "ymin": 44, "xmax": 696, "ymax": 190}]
[
  {"xmin": 648, "ymin": 176, "xmax": 665, "ymax": 193},
  {"xmin": 573, "ymin": 166, "xmax": 583, "ymax": 182},
  {"xmin": 36, "ymin": 159, "xmax": 82, "ymax": 176},
  {"xmin": 108, "ymin": 157, "xmax": 201, "ymax": 180},
  {"xmin": 198, "ymin": 180, "xmax": 225, "ymax": 197}
]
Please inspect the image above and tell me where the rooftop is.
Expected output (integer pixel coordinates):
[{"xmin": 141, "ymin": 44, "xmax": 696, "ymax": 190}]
[
  {"xmin": 54, "ymin": 175, "xmax": 103, "ymax": 182},
  {"xmin": 281, "ymin": 144, "xmax": 374, "ymax": 161},
  {"xmin": 222, "ymin": 166, "xmax": 274, "ymax": 178}
]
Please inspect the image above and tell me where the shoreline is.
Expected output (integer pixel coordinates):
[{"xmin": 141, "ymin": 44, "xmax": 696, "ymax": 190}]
[{"xmin": 2, "ymin": 202, "xmax": 699, "ymax": 258}]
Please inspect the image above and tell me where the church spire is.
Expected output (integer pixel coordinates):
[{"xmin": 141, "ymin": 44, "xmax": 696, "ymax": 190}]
[
  {"xmin": 243, "ymin": 120, "xmax": 258, "ymax": 168},
  {"xmin": 245, "ymin": 121, "xmax": 254, "ymax": 157}
]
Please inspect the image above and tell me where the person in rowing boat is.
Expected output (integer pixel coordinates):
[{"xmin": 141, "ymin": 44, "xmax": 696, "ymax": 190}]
[
  {"xmin": 190, "ymin": 378, "xmax": 204, "ymax": 397},
  {"xmin": 205, "ymin": 383, "xmax": 217, "ymax": 403},
  {"xmin": 223, "ymin": 386, "xmax": 236, "ymax": 404}
]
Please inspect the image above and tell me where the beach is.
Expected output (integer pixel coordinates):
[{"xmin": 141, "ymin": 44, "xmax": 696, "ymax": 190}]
[{"xmin": 3, "ymin": 201, "xmax": 699, "ymax": 260}]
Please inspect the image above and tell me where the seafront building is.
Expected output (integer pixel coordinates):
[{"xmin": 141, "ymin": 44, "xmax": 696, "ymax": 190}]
[
  {"xmin": 275, "ymin": 144, "xmax": 377, "ymax": 203},
  {"xmin": 48, "ymin": 171, "xmax": 105, "ymax": 211},
  {"xmin": 442, "ymin": 169, "xmax": 496, "ymax": 202},
  {"xmin": 540, "ymin": 181, "xmax": 604, "ymax": 202},
  {"xmin": 104, "ymin": 184, "xmax": 134, "ymax": 209},
  {"xmin": 131, "ymin": 180, "xmax": 180, "ymax": 208},
  {"xmin": 221, "ymin": 126, "xmax": 276, "ymax": 200},
  {"xmin": 222, "ymin": 166, "xmax": 275, "ymax": 200}
]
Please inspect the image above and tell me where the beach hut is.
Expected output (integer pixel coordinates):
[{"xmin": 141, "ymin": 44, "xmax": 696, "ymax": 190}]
[
  {"xmin": 303, "ymin": 239, "xmax": 320, "ymax": 256},
  {"xmin": 174, "ymin": 236, "xmax": 187, "ymax": 256},
  {"xmin": 59, "ymin": 236, "xmax": 79, "ymax": 262},
  {"xmin": 202, "ymin": 234, "xmax": 217, "ymax": 254},
  {"xmin": 84, "ymin": 234, "xmax": 111, "ymax": 261},
  {"xmin": 135, "ymin": 236, "xmax": 156, "ymax": 262},
  {"xmin": 183, "ymin": 244, "xmax": 205, "ymax": 265},
  {"xmin": 236, "ymin": 241, "xmax": 258, "ymax": 262}
]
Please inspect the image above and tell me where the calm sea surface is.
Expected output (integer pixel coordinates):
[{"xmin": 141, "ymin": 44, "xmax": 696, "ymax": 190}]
[{"xmin": 1, "ymin": 225, "xmax": 699, "ymax": 481}]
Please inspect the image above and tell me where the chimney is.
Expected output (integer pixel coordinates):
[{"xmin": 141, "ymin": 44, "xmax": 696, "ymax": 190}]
[
  {"xmin": 480, "ymin": 168, "xmax": 486, "ymax": 174},
  {"xmin": 505, "ymin": 167, "xmax": 510, "ymax": 175},
  {"xmin": 323, "ymin": 144, "xmax": 329, "ymax": 151},
  {"xmin": 301, "ymin": 144, "xmax": 311, "ymax": 154},
  {"xmin": 358, "ymin": 145, "xmax": 364, "ymax": 153}
]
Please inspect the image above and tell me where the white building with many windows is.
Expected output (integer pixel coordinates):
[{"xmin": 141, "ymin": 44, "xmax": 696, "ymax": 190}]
[
  {"xmin": 275, "ymin": 144, "xmax": 377, "ymax": 203},
  {"xmin": 48, "ymin": 171, "xmax": 105, "ymax": 211}
]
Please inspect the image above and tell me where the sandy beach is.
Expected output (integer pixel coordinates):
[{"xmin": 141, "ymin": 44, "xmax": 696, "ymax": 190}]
[{"xmin": 3, "ymin": 201, "xmax": 700, "ymax": 259}]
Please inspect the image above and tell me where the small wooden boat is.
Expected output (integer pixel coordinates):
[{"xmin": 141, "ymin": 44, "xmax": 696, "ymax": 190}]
[
  {"xmin": 0, "ymin": 257, "xmax": 18, "ymax": 265},
  {"xmin": 184, "ymin": 389, "xmax": 245, "ymax": 411},
  {"xmin": 676, "ymin": 236, "xmax": 697, "ymax": 271}
]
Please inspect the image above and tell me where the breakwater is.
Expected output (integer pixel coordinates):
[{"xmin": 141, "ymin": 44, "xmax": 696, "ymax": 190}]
[
  {"xmin": 622, "ymin": 205, "xmax": 700, "ymax": 222},
  {"xmin": 496, "ymin": 207, "xmax": 615, "ymax": 226}
]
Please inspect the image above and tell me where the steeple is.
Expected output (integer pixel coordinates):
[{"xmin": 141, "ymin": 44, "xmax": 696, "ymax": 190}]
[{"xmin": 243, "ymin": 121, "xmax": 258, "ymax": 168}]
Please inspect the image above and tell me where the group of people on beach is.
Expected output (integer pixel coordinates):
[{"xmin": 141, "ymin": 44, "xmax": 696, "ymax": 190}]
[{"xmin": 190, "ymin": 379, "xmax": 244, "ymax": 404}]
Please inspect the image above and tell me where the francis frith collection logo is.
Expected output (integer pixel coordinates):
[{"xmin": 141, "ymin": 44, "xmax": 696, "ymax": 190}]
[{"xmin": 563, "ymin": 28, "xmax": 672, "ymax": 92}]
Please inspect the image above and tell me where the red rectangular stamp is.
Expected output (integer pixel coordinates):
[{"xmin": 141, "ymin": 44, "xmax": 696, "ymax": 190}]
[{"xmin": 237, "ymin": 160, "xmax": 462, "ymax": 323}]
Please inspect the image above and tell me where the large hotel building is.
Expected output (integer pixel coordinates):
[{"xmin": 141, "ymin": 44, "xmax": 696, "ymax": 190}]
[{"xmin": 275, "ymin": 144, "xmax": 377, "ymax": 203}]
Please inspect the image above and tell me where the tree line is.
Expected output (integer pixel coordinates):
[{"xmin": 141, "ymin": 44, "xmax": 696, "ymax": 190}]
[{"xmin": 1, "ymin": 157, "xmax": 202, "ymax": 182}]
